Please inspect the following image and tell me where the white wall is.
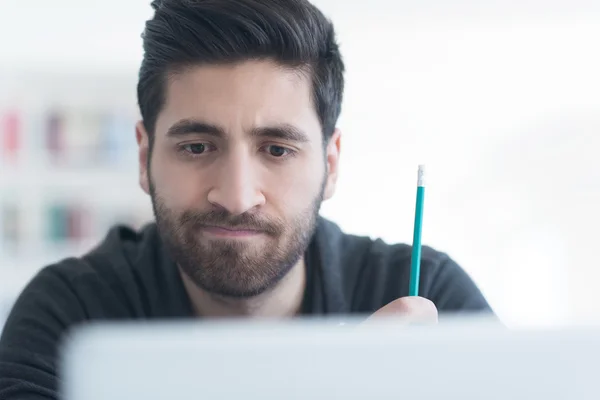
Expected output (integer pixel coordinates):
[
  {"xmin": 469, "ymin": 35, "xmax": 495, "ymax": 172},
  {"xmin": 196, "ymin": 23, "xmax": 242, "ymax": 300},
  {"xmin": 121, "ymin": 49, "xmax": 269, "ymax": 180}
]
[{"xmin": 1, "ymin": 0, "xmax": 600, "ymax": 327}]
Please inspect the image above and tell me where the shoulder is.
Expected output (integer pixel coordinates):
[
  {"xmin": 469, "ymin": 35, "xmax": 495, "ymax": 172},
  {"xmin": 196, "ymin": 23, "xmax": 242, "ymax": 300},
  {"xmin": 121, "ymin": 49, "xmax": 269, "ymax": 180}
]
[
  {"xmin": 4, "ymin": 224, "xmax": 159, "ymax": 328},
  {"xmin": 316, "ymin": 218, "xmax": 491, "ymax": 313},
  {"xmin": 1, "ymin": 257, "xmax": 92, "ymax": 344},
  {"xmin": 0, "ymin": 257, "xmax": 90, "ymax": 396},
  {"xmin": 0, "ymin": 224, "xmax": 171, "ymax": 397}
]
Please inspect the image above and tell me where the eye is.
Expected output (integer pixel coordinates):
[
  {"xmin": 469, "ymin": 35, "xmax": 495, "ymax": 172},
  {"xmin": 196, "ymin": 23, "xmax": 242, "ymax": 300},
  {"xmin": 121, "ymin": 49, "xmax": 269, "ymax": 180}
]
[
  {"xmin": 183, "ymin": 143, "xmax": 207, "ymax": 154},
  {"xmin": 180, "ymin": 143, "xmax": 216, "ymax": 157},
  {"xmin": 265, "ymin": 145, "xmax": 293, "ymax": 158}
]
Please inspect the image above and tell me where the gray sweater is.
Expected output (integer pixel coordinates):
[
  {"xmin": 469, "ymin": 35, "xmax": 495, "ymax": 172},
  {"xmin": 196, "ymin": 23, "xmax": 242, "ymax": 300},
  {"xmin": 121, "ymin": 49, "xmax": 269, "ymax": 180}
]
[{"xmin": 0, "ymin": 217, "xmax": 491, "ymax": 399}]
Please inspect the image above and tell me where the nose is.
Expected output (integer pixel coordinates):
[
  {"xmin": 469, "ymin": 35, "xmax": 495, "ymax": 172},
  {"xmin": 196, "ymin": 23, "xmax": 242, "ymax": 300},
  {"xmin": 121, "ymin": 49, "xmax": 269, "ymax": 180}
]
[{"xmin": 207, "ymin": 151, "xmax": 266, "ymax": 215}]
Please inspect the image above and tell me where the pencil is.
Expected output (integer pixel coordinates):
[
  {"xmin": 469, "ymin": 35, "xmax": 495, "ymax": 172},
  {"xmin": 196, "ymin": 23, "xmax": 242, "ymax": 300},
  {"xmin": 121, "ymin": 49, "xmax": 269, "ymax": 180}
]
[{"xmin": 409, "ymin": 165, "xmax": 426, "ymax": 296}]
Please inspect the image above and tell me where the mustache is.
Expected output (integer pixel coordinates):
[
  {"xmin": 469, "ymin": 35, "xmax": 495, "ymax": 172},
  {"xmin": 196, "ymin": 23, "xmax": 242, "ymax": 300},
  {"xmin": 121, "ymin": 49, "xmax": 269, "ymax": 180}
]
[{"xmin": 179, "ymin": 209, "xmax": 283, "ymax": 235}]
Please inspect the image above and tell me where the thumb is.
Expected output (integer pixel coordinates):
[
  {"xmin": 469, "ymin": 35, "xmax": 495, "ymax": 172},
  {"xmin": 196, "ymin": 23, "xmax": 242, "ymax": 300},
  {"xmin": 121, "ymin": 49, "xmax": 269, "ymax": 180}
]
[{"xmin": 365, "ymin": 296, "xmax": 438, "ymax": 324}]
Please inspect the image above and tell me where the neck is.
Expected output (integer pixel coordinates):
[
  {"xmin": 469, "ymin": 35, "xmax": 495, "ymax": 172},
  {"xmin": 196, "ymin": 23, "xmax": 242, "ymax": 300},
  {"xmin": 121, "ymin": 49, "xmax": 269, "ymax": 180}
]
[{"xmin": 180, "ymin": 259, "xmax": 306, "ymax": 318}]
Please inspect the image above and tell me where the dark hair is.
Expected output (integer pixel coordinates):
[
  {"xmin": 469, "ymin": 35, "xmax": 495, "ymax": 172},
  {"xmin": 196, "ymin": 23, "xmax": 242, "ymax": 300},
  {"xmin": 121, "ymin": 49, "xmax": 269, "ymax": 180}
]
[{"xmin": 137, "ymin": 0, "xmax": 345, "ymax": 145}]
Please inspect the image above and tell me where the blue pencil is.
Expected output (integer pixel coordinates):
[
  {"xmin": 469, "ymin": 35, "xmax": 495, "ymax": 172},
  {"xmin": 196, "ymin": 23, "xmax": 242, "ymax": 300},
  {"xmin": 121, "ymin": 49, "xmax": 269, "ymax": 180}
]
[{"xmin": 409, "ymin": 165, "xmax": 425, "ymax": 296}]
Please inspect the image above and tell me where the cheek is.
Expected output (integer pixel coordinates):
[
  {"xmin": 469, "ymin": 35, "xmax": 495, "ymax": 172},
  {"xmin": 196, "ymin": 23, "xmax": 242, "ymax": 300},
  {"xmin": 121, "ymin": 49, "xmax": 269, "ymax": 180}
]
[
  {"xmin": 151, "ymin": 147, "xmax": 210, "ymax": 209},
  {"xmin": 265, "ymin": 157, "xmax": 324, "ymax": 213}
]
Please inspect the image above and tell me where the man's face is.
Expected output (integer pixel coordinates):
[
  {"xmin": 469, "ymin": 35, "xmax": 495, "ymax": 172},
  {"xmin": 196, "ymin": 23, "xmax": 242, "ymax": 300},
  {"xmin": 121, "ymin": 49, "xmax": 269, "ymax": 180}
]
[{"xmin": 136, "ymin": 60, "xmax": 340, "ymax": 298}]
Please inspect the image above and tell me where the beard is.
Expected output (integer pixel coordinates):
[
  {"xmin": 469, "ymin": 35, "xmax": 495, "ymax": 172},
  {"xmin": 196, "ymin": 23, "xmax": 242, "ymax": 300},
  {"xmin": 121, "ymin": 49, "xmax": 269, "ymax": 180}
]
[{"xmin": 149, "ymin": 176, "xmax": 325, "ymax": 299}]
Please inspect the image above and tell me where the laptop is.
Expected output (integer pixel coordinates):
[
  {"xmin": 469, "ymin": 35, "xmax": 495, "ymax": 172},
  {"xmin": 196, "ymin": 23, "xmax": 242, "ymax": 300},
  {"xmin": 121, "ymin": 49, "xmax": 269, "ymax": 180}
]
[{"xmin": 60, "ymin": 317, "xmax": 600, "ymax": 400}]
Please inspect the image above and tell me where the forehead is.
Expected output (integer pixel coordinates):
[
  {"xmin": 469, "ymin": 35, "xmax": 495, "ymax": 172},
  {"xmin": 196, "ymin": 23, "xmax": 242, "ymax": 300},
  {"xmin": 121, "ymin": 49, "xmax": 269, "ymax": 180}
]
[{"xmin": 156, "ymin": 60, "xmax": 322, "ymax": 140}]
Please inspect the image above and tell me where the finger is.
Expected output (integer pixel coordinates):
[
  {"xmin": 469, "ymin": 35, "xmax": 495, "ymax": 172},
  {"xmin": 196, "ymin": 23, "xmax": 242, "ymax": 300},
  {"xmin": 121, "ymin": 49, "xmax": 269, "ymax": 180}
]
[{"xmin": 365, "ymin": 296, "xmax": 438, "ymax": 324}]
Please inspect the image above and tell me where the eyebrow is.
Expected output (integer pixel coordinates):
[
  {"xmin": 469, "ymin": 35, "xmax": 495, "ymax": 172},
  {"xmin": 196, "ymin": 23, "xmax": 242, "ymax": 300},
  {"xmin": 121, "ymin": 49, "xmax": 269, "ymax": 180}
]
[
  {"xmin": 166, "ymin": 119, "xmax": 223, "ymax": 138},
  {"xmin": 251, "ymin": 124, "xmax": 309, "ymax": 143},
  {"xmin": 166, "ymin": 119, "xmax": 310, "ymax": 143}
]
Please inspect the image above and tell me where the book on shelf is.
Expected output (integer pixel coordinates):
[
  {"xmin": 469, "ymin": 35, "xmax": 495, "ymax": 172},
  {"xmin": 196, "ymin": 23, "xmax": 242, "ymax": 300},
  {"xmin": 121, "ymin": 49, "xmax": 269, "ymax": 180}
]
[
  {"xmin": 0, "ymin": 91, "xmax": 151, "ymax": 269},
  {"xmin": 1, "ymin": 197, "xmax": 152, "ymax": 261}
]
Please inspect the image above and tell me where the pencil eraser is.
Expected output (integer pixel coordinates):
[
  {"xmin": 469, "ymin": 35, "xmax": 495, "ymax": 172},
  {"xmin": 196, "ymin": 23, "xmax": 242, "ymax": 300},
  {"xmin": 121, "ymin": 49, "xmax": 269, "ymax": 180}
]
[{"xmin": 417, "ymin": 165, "xmax": 425, "ymax": 186}]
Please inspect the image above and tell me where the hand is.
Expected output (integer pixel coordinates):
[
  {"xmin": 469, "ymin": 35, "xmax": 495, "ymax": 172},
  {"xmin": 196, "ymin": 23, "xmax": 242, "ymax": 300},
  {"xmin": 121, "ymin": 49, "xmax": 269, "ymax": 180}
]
[{"xmin": 364, "ymin": 296, "xmax": 438, "ymax": 324}]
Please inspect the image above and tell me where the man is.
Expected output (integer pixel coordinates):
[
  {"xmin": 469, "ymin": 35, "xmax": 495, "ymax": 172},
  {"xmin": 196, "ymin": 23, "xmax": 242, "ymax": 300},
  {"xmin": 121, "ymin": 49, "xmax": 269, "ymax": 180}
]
[{"xmin": 0, "ymin": 0, "xmax": 491, "ymax": 398}]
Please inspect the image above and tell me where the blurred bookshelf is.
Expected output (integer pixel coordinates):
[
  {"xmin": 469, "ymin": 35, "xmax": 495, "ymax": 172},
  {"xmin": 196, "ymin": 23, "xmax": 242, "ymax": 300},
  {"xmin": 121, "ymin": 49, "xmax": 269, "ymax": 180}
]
[{"xmin": 0, "ymin": 71, "xmax": 153, "ymax": 293}]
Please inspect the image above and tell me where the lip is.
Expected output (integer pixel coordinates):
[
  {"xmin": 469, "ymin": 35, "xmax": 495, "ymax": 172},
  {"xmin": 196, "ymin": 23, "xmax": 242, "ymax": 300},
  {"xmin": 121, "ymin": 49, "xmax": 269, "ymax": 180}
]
[{"xmin": 201, "ymin": 226, "xmax": 262, "ymax": 238}]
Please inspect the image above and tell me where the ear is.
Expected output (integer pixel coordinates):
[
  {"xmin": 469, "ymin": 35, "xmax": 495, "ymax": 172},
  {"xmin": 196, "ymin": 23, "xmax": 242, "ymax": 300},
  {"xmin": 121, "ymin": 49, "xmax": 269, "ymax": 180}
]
[
  {"xmin": 136, "ymin": 121, "xmax": 151, "ymax": 195},
  {"xmin": 323, "ymin": 128, "xmax": 341, "ymax": 200}
]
